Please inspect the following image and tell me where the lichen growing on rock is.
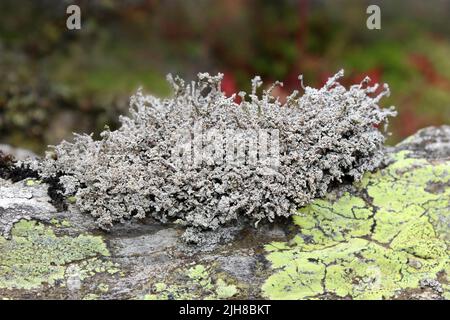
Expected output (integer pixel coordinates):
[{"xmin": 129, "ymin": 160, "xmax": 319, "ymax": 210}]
[
  {"xmin": 30, "ymin": 70, "xmax": 395, "ymax": 237},
  {"xmin": 262, "ymin": 150, "xmax": 449, "ymax": 299},
  {"xmin": 0, "ymin": 219, "xmax": 119, "ymax": 290},
  {"xmin": 142, "ymin": 264, "xmax": 239, "ymax": 300}
]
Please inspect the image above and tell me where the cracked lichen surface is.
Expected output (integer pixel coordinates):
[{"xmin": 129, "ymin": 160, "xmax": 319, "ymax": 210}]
[
  {"xmin": 0, "ymin": 219, "xmax": 119, "ymax": 290},
  {"xmin": 262, "ymin": 151, "xmax": 449, "ymax": 299},
  {"xmin": 142, "ymin": 264, "xmax": 239, "ymax": 300}
]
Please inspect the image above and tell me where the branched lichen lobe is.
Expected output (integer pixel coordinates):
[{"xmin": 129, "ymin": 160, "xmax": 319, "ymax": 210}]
[{"xmin": 31, "ymin": 70, "xmax": 396, "ymax": 238}]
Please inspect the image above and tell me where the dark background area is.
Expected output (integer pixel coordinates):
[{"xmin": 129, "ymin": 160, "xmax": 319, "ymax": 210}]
[{"xmin": 1, "ymin": 0, "xmax": 449, "ymax": 153}]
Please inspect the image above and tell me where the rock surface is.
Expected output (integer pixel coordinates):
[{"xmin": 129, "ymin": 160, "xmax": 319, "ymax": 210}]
[{"xmin": 0, "ymin": 126, "xmax": 449, "ymax": 300}]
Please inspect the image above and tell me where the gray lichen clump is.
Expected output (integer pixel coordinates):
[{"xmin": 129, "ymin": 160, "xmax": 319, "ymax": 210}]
[{"xmin": 31, "ymin": 70, "xmax": 396, "ymax": 240}]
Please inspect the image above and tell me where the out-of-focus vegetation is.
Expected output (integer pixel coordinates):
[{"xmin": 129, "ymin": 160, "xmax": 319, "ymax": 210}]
[{"xmin": 1, "ymin": 0, "xmax": 449, "ymax": 153}]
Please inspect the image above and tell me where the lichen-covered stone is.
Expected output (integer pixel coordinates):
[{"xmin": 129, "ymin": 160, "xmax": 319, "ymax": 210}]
[
  {"xmin": 262, "ymin": 148, "xmax": 449, "ymax": 300},
  {"xmin": 0, "ymin": 220, "xmax": 119, "ymax": 291},
  {"xmin": 142, "ymin": 264, "xmax": 239, "ymax": 300},
  {"xmin": 0, "ymin": 178, "xmax": 57, "ymax": 238},
  {"xmin": 0, "ymin": 126, "xmax": 448, "ymax": 300}
]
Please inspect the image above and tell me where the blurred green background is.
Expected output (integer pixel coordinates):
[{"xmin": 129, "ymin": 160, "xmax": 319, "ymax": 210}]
[{"xmin": 1, "ymin": 0, "xmax": 449, "ymax": 154}]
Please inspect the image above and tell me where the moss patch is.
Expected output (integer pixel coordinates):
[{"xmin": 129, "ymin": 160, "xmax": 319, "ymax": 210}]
[
  {"xmin": 0, "ymin": 220, "xmax": 119, "ymax": 290},
  {"xmin": 262, "ymin": 151, "xmax": 449, "ymax": 299}
]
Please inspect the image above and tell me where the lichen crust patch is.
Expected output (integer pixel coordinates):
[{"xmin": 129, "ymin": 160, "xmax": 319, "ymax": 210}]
[
  {"xmin": 262, "ymin": 150, "xmax": 449, "ymax": 300},
  {"xmin": 0, "ymin": 219, "xmax": 119, "ymax": 290},
  {"xmin": 142, "ymin": 264, "xmax": 239, "ymax": 300}
]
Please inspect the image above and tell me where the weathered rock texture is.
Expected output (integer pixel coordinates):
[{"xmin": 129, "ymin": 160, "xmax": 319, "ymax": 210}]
[{"xmin": 0, "ymin": 126, "xmax": 449, "ymax": 300}]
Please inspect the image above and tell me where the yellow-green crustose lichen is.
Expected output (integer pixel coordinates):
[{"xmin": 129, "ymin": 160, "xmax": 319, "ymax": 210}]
[
  {"xmin": 143, "ymin": 264, "xmax": 238, "ymax": 300},
  {"xmin": 0, "ymin": 220, "xmax": 119, "ymax": 290},
  {"xmin": 262, "ymin": 151, "xmax": 449, "ymax": 299}
]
